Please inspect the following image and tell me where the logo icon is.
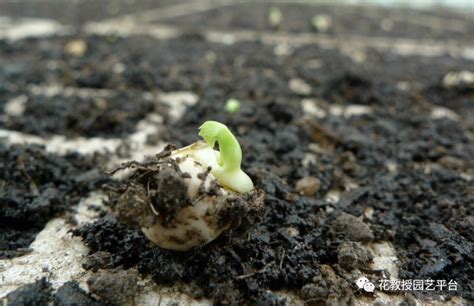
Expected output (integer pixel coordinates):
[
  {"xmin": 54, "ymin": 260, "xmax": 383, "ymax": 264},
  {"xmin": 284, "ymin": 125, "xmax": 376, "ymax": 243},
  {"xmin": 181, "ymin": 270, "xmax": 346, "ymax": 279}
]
[{"xmin": 356, "ymin": 277, "xmax": 375, "ymax": 292}]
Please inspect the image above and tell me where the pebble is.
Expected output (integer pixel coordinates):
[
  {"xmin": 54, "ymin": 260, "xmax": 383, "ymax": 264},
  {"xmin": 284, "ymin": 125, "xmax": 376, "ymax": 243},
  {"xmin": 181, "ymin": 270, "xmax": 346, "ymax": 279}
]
[
  {"xmin": 64, "ymin": 39, "xmax": 87, "ymax": 57},
  {"xmin": 442, "ymin": 70, "xmax": 474, "ymax": 89},
  {"xmin": 295, "ymin": 176, "xmax": 321, "ymax": 196},
  {"xmin": 289, "ymin": 78, "xmax": 311, "ymax": 95}
]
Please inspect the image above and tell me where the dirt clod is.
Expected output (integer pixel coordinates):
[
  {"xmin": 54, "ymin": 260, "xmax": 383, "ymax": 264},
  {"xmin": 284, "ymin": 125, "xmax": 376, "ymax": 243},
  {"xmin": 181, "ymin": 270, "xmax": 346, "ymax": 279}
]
[
  {"xmin": 54, "ymin": 281, "xmax": 100, "ymax": 306},
  {"xmin": 4, "ymin": 278, "xmax": 52, "ymax": 306},
  {"xmin": 87, "ymin": 268, "xmax": 139, "ymax": 306},
  {"xmin": 295, "ymin": 176, "xmax": 321, "ymax": 196},
  {"xmin": 150, "ymin": 166, "xmax": 192, "ymax": 227},
  {"xmin": 300, "ymin": 283, "xmax": 327, "ymax": 304},
  {"xmin": 337, "ymin": 241, "xmax": 373, "ymax": 271},
  {"xmin": 330, "ymin": 213, "xmax": 374, "ymax": 242}
]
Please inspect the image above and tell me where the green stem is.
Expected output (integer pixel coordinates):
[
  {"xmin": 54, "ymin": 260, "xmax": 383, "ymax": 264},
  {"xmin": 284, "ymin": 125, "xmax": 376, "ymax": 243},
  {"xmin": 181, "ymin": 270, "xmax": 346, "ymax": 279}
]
[
  {"xmin": 198, "ymin": 120, "xmax": 254, "ymax": 193},
  {"xmin": 216, "ymin": 125, "xmax": 242, "ymax": 172},
  {"xmin": 199, "ymin": 121, "xmax": 241, "ymax": 172}
]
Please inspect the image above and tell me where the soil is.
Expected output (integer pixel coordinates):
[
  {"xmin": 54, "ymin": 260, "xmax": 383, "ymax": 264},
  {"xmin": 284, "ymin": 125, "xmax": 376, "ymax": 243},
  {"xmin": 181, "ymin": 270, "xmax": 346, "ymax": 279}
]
[
  {"xmin": 87, "ymin": 268, "xmax": 139, "ymax": 305},
  {"xmin": 54, "ymin": 281, "xmax": 100, "ymax": 306},
  {"xmin": 4, "ymin": 279, "xmax": 100, "ymax": 306},
  {"xmin": 1, "ymin": 90, "xmax": 156, "ymax": 138},
  {"xmin": 1, "ymin": 1, "xmax": 473, "ymax": 305},
  {"xmin": 0, "ymin": 144, "xmax": 110, "ymax": 259},
  {"xmin": 4, "ymin": 278, "xmax": 52, "ymax": 306}
]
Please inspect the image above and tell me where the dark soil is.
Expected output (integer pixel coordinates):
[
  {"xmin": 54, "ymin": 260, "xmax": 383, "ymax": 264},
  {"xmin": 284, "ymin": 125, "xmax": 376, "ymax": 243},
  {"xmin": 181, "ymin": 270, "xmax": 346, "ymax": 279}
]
[
  {"xmin": 4, "ymin": 279, "xmax": 101, "ymax": 306},
  {"xmin": 87, "ymin": 268, "xmax": 138, "ymax": 306},
  {"xmin": 4, "ymin": 278, "xmax": 52, "ymax": 306},
  {"xmin": 54, "ymin": 281, "xmax": 101, "ymax": 306},
  {"xmin": 0, "ymin": 144, "xmax": 109, "ymax": 259},
  {"xmin": 0, "ymin": 90, "xmax": 156, "ymax": 138}
]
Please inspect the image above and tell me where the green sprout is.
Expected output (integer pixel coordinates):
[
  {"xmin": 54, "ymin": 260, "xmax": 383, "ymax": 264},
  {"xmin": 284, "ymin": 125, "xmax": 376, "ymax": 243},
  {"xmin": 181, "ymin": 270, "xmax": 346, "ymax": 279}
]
[
  {"xmin": 225, "ymin": 98, "xmax": 241, "ymax": 113},
  {"xmin": 311, "ymin": 15, "xmax": 331, "ymax": 33},
  {"xmin": 198, "ymin": 121, "xmax": 254, "ymax": 194},
  {"xmin": 268, "ymin": 7, "xmax": 282, "ymax": 28}
]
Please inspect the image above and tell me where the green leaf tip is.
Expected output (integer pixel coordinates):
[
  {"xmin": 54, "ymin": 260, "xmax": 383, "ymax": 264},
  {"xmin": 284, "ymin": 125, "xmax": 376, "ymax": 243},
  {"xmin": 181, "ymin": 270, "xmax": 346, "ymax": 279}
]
[
  {"xmin": 198, "ymin": 121, "xmax": 254, "ymax": 193},
  {"xmin": 225, "ymin": 98, "xmax": 241, "ymax": 113},
  {"xmin": 268, "ymin": 7, "xmax": 283, "ymax": 27}
]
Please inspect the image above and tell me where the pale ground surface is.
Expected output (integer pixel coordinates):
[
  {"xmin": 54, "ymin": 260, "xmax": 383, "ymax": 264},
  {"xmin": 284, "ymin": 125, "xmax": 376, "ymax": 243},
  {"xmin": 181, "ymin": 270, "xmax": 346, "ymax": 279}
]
[{"xmin": 0, "ymin": 1, "xmax": 471, "ymax": 305}]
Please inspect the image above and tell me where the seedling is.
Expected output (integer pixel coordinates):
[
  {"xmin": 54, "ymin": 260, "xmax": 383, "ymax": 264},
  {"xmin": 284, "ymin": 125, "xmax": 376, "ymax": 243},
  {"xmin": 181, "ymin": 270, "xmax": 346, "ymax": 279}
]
[
  {"xmin": 199, "ymin": 120, "xmax": 253, "ymax": 193},
  {"xmin": 110, "ymin": 121, "xmax": 263, "ymax": 251},
  {"xmin": 268, "ymin": 7, "xmax": 283, "ymax": 28},
  {"xmin": 225, "ymin": 98, "xmax": 241, "ymax": 113},
  {"xmin": 311, "ymin": 15, "xmax": 331, "ymax": 33}
]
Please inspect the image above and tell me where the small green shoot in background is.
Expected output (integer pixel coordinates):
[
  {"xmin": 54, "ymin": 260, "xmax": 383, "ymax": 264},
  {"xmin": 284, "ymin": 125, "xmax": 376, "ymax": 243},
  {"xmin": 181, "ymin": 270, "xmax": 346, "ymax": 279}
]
[
  {"xmin": 198, "ymin": 121, "xmax": 253, "ymax": 193},
  {"xmin": 225, "ymin": 98, "xmax": 241, "ymax": 113},
  {"xmin": 268, "ymin": 7, "xmax": 283, "ymax": 28},
  {"xmin": 311, "ymin": 15, "xmax": 332, "ymax": 33}
]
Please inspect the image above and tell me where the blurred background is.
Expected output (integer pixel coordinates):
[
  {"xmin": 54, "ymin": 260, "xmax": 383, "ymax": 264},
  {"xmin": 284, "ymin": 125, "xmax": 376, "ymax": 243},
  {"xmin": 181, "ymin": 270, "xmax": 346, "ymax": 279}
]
[
  {"xmin": 1, "ymin": 0, "xmax": 473, "ymax": 31},
  {"xmin": 1, "ymin": 0, "xmax": 473, "ymax": 135},
  {"xmin": 0, "ymin": 0, "xmax": 473, "ymax": 139}
]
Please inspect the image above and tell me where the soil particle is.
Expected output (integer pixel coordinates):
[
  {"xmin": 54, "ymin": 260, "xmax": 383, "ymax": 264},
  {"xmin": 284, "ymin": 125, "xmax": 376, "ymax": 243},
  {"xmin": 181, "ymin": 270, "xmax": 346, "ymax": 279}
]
[
  {"xmin": 326, "ymin": 73, "xmax": 374, "ymax": 105},
  {"xmin": 289, "ymin": 78, "xmax": 312, "ymax": 95},
  {"xmin": 305, "ymin": 120, "xmax": 342, "ymax": 150},
  {"xmin": 114, "ymin": 183, "xmax": 156, "ymax": 229},
  {"xmin": 108, "ymin": 153, "xmax": 194, "ymax": 228},
  {"xmin": 54, "ymin": 281, "xmax": 101, "ymax": 306},
  {"xmin": 217, "ymin": 189, "xmax": 265, "ymax": 238},
  {"xmin": 330, "ymin": 213, "xmax": 374, "ymax": 242},
  {"xmin": 337, "ymin": 241, "xmax": 373, "ymax": 271},
  {"xmin": 299, "ymin": 283, "xmax": 327, "ymax": 305},
  {"xmin": 87, "ymin": 268, "xmax": 139, "ymax": 306},
  {"xmin": 83, "ymin": 251, "xmax": 116, "ymax": 272},
  {"xmin": 4, "ymin": 278, "xmax": 52, "ymax": 306},
  {"xmin": 300, "ymin": 265, "xmax": 353, "ymax": 304},
  {"xmin": 254, "ymin": 291, "xmax": 287, "ymax": 305},
  {"xmin": 441, "ymin": 71, "xmax": 474, "ymax": 90},
  {"xmin": 150, "ymin": 165, "xmax": 192, "ymax": 226},
  {"xmin": 295, "ymin": 176, "xmax": 321, "ymax": 196}
]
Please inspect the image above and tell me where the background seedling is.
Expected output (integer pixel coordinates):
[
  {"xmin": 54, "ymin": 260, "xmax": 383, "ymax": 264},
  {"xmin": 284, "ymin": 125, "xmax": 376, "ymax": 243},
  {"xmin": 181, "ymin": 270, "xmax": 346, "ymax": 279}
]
[
  {"xmin": 268, "ymin": 7, "xmax": 283, "ymax": 28},
  {"xmin": 225, "ymin": 98, "xmax": 241, "ymax": 113},
  {"xmin": 311, "ymin": 14, "xmax": 332, "ymax": 32}
]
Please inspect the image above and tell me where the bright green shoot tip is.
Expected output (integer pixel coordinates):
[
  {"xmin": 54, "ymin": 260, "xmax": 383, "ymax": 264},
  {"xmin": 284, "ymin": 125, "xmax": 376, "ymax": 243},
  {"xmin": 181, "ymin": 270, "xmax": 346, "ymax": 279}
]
[
  {"xmin": 225, "ymin": 98, "xmax": 241, "ymax": 113},
  {"xmin": 198, "ymin": 121, "xmax": 254, "ymax": 194},
  {"xmin": 268, "ymin": 7, "xmax": 283, "ymax": 27}
]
